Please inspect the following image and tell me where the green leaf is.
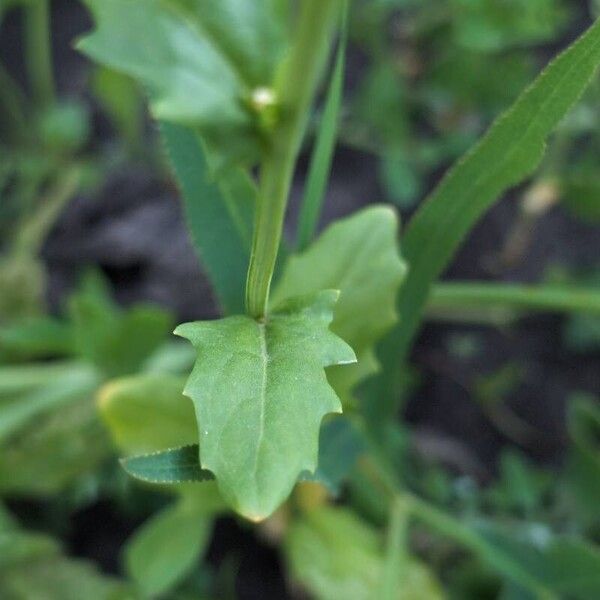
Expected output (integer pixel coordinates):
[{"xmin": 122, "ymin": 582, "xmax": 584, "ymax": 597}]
[
  {"xmin": 0, "ymin": 522, "xmax": 130, "ymax": 599},
  {"xmin": 0, "ymin": 316, "xmax": 74, "ymax": 360},
  {"xmin": 408, "ymin": 494, "xmax": 600, "ymax": 598},
  {"xmin": 284, "ymin": 506, "xmax": 444, "ymax": 600},
  {"xmin": 98, "ymin": 374, "xmax": 197, "ymax": 455},
  {"xmin": 119, "ymin": 420, "xmax": 363, "ymax": 494},
  {"xmin": 567, "ymin": 394, "xmax": 600, "ymax": 523},
  {"xmin": 91, "ymin": 66, "xmax": 144, "ymax": 151},
  {"xmin": 488, "ymin": 450, "xmax": 551, "ymax": 516},
  {"xmin": 301, "ymin": 416, "xmax": 366, "ymax": 494},
  {"xmin": 69, "ymin": 272, "xmax": 173, "ymax": 377},
  {"xmin": 561, "ymin": 173, "xmax": 600, "ymax": 223},
  {"xmin": 125, "ymin": 499, "xmax": 213, "ymax": 597},
  {"xmin": 160, "ymin": 121, "xmax": 255, "ymax": 315},
  {"xmin": 0, "ymin": 551, "xmax": 131, "ymax": 599},
  {"xmin": 0, "ymin": 397, "xmax": 110, "ymax": 496},
  {"xmin": 78, "ymin": 0, "xmax": 288, "ymax": 166},
  {"xmin": 450, "ymin": 0, "xmax": 568, "ymax": 52},
  {"xmin": 373, "ymin": 17, "xmax": 600, "ymax": 419},
  {"xmin": 470, "ymin": 522, "xmax": 600, "ymax": 599},
  {"xmin": 121, "ymin": 445, "xmax": 214, "ymax": 485},
  {"xmin": 141, "ymin": 341, "xmax": 196, "ymax": 375},
  {"xmin": 0, "ymin": 364, "xmax": 99, "ymax": 443},
  {"xmin": 0, "ymin": 360, "xmax": 83, "ymax": 397},
  {"xmin": 296, "ymin": 2, "xmax": 348, "ymax": 251},
  {"xmin": 427, "ymin": 281, "xmax": 600, "ymax": 325},
  {"xmin": 273, "ymin": 206, "xmax": 405, "ymax": 403},
  {"xmin": 175, "ymin": 290, "xmax": 356, "ymax": 520},
  {"xmin": 0, "ymin": 530, "xmax": 60, "ymax": 570}
]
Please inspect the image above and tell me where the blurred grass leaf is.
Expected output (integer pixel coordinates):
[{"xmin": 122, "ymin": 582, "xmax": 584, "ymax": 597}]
[
  {"xmin": 0, "ymin": 316, "xmax": 73, "ymax": 360},
  {"xmin": 450, "ymin": 0, "xmax": 569, "ymax": 52},
  {"xmin": 0, "ymin": 397, "xmax": 110, "ymax": 496},
  {"xmin": 427, "ymin": 281, "xmax": 600, "ymax": 325},
  {"xmin": 125, "ymin": 498, "xmax": 213, "ymax": 597},
  {"xmin": 0, "ymin": 518, "xmax": 130, "ymax": 599},
  {"xmin": 0, "ymin": 364, "xmax": 98, "ymax": 443},
  {"xmin": 373, "ymin": 17, "xmax": 600, "ymax": 420},
  {"xmin": 69, "ymin": 272, "xmax": 173, "ymax": 377},
  {"xmin": 91, "ymin": 66, "xmax": 144, "ymax": 151},
  {"xmin": 567, "ymin": 394, "xmax": 600, "ymax": 524},
  {"xmin": 284, "ymin": 506, "xmax": 444, "ymax": 600},
  {"xmin": 296, "ymin": 1, "xmax": 348, "ymax": 250},
  {"xmin": 470, "ymin": 521, "xmax": 600, "ymax": 599}
]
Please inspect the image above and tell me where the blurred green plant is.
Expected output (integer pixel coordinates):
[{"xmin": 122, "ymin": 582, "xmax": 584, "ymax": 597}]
[{"xmin": 1, "ymin": 0, "xmax": 599, "ymax": 598}]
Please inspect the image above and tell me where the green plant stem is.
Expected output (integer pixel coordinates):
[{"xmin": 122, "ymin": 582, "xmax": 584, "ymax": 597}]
[
  {"xmin": 428, "ymin": 281, "xmax": 600, "ymax": 321},
  {"xmin": 405, "ymin": 496, "xmax": 556, "ymax": 600},
  {"xmin": 360, "ymin": 455, "xmax": 556, "ymax": 599},
  {"xmin": 25, "ymin": 0, "xmax": 55, "ymax": 109},
  {"xmin": 13, "ymin": 166, "xmax": 81, "ymax": 257},
  {"xmin": 245, "ymin": 0, "xmax": 340, "ymax": 319},
  {"xmin": 379, "ymin": 498, "xmax": 410, "ymax": 600},
  {"xmin": 0, "ymin": 61, "xmax": 29, "ymax": 138}
]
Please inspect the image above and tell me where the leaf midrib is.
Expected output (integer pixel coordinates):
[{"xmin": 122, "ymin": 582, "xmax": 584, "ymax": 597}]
[{"xmin": 251, "ymin": 321, "xmax": 269, "ymax": 489}]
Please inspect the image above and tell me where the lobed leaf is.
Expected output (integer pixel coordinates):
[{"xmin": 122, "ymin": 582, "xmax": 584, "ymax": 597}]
[{"xmin": 175, "ymin": 290, "xmax": 356, "ymax": 520}]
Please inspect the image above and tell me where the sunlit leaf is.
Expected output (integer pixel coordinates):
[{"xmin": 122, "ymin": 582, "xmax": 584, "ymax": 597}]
[{"xmin": 98, "ymin": 374, "xmax": 197, "ymax": 455}]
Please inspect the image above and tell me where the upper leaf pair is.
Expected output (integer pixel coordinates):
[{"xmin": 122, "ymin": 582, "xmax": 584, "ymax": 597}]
[{"xmin": 78, "ymin": 0, "xmax": 289, "ymax": 167}]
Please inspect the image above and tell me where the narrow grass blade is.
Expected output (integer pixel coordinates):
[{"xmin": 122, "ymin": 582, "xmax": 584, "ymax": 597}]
[
  {"xmin": 369, "ymin": 19, "xmax": 600, "ymax": 421},
  {"xmin": 427, "ymin": 281, "xmax": 600, "ymax": 323},
  {"xmin": 296, "ymin": 1, "xmax": 348, "ymax": 251}
]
